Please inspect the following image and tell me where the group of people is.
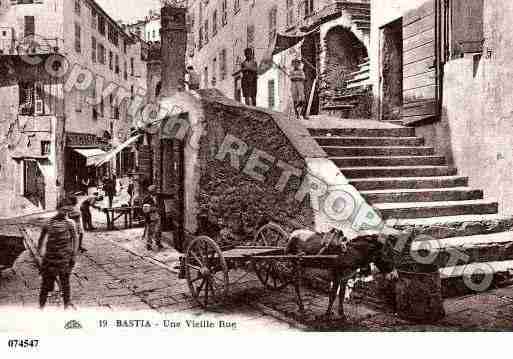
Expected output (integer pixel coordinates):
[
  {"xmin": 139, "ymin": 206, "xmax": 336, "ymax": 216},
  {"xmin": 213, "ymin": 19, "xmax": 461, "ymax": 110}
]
[{"xmin": 185, "ymin": 47, "xmax": 308, "ymax": 120}]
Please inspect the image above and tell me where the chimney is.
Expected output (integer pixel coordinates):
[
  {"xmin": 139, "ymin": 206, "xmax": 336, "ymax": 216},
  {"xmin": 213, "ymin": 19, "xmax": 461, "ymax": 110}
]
[{"xmin": 160, "ymin": 4, "xmax": 187, "ymax": 97}]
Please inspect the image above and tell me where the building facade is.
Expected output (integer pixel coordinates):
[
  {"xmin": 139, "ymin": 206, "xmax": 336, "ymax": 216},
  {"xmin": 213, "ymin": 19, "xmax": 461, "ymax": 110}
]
[
  {"xmin": 369, "ymin": 0, "xmax": 513, "ymax": 215},
  {"xmin": 185, "ymin": 0, "xmax": 372, "ymax": 116},
  {"xmin": 0, "ymin": 0, "xmax": 147, "ymax": 211}
]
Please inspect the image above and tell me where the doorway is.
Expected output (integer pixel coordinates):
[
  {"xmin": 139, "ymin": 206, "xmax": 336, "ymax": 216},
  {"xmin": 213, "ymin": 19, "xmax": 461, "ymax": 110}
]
[
  {"xmin": 380, "ymin": 18, "xmax": 403, "ymax": 122},
  {"xmin": 24, "ymin": 160, "xmax": 45, "ymax": 209},
  {"xmin": 160, "ymin": 137, "xmax": 185, "ymax": 251}
]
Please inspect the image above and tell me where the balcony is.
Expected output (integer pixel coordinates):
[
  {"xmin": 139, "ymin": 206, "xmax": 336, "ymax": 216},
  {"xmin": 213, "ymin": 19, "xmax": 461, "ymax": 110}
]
[{"xmin": 0, "ymin": 33, "xmax": 64, "ymax": 57}]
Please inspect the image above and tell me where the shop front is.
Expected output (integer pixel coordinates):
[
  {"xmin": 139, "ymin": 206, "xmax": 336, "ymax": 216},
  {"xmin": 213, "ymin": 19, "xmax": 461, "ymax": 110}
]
[{"xmin": 64, "ymin": 132, "xmax": 110, "ymax": 193}]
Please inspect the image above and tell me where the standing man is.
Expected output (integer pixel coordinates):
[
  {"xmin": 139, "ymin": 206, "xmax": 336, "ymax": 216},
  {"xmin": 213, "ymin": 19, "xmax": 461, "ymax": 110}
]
[
  {"xmin": 241, "ymin": 47, "xmax": 258, "ymax": 106},
  {"xmin": 37, "ymin": 197, "xmax": 78, "ymax": 310},
  {"xmin": 185, "ymin": 65, "xmax": 200, "ymax": 91},
  {"xmin": 142, "ymin": 185, "xmax": 163, "ymax": 251},
  {"xmin": 104, "ymin": 175, "xmax": 116, "ymax": 208},
  {"xmin": 80, "ymin": 192, "xmax": 102, "ymax": 231},
  {"xmin": 127, "ymin": 176, "xmax": 135, "ymax": 206},
  {"xmin": 290, "ymin": 59, "xmax": 307, "ymax": 120}
]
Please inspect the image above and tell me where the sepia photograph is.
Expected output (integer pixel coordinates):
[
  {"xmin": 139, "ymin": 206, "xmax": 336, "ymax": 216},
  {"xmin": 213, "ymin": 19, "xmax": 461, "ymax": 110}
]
[{"xmin": 1, "ymin": 0, "xmax": 513, "ymax": 350}]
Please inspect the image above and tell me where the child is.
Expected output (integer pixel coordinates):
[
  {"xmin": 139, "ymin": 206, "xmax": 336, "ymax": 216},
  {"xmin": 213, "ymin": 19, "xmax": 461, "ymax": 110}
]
[
  {"xmin": 290, "ymin": 59, "xmax": 307, "ymax": 120},
  {"xmin": 241, "ymin": 47, "xmax": 258, "ymax": 106}
]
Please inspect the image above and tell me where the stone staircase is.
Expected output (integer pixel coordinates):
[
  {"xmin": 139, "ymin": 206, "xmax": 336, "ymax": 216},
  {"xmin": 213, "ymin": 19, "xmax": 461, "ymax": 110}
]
[{"xmin": 309, "ymin": 124, "xmax": 513, "ymax": 295}]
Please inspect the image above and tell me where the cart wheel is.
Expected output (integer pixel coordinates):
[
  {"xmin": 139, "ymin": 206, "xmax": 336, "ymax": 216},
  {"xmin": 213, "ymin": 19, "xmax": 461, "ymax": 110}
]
[
  {"xmin": 254, "ymin": 258, "xmax": 292, "ymax": 291},
  {"xmin": 254, "ymin": 223, "xmax": 289, "ymax": 247},
  {"xmin": 185, "ymin": 236, "xmax": 229, "ymax": 308}
]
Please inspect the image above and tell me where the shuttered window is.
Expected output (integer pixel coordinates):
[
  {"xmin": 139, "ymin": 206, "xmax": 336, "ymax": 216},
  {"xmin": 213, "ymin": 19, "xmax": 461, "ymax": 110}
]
[
  {"xmin": 24, "ymin": 16, "xmax": 35, "ymax": 36},
  {"xmin": 268, "ymin": 79, "xmax": 275, "ymax": 109},
  {"xmin": 448, "ymin": 0, "xmax": 484, "ymax": 59}
]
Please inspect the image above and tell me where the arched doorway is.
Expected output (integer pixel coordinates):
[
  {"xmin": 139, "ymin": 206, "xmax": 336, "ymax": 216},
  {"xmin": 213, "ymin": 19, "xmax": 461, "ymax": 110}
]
[{"xmin": 321, "ymin": 26, "xmax": 369, "ymax": 113}]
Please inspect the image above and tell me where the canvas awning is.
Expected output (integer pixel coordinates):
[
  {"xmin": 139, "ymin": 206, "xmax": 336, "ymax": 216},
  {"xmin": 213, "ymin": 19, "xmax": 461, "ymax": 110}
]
[
  {"xmin": 73, "ymin": 148, "xmax": 107, "ymax": 167},
  {"xmin": 270, "ymin": 26, "xmax": 320, "ymax": 56},
  {"xmin": 94, "ymin": 134, "xmax": 142, "ymax": 167}
]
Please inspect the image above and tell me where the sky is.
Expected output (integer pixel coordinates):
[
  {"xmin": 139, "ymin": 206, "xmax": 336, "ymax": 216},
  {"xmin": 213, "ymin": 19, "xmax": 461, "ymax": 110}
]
[{"xmin": 95, "ymin": 0, "xmax": 161, "ymax": 23}]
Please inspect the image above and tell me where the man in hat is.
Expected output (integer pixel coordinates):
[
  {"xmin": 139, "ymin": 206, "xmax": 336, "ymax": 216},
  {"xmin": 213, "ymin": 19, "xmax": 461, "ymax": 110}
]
[
  {"xmin": 37, "ymin": 196, "xmax": 78, "ymax": 310},
  {"xmin": 241, "ymin": 47, "xmax": 258, "ymax": 106},
  {"xmin": 142, "ymin": 185, "xmax": 163, "ymax": 250}
]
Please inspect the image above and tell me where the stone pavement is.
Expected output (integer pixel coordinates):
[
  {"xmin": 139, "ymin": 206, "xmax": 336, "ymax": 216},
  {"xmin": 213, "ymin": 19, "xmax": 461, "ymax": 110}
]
[{"xmin": 2, "ymin": 217, "xmax": 513, "ymax": 331}]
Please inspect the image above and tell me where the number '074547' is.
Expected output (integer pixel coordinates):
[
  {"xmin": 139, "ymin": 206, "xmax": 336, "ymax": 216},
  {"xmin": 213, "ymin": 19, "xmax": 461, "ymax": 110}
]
[{"xmin": 7, "ymin": 339, "xmax": 39, "ymax": 348}]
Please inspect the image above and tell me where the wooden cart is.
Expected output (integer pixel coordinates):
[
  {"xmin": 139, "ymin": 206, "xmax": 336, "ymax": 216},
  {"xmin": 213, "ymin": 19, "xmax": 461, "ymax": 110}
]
[{"xmin": 178, "ymin": 223, "xmax": 342, "ymax": 310}]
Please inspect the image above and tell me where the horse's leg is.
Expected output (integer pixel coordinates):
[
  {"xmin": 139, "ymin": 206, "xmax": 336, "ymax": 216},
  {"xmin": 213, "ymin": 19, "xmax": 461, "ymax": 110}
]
[
  {"xmin": 325, "ymin": 270, "xmax": 339, "ymax": 318},
  {"xmin": 293, "ymin": 261, "xmax": 305, "ymax": 316},
  {"xmin": 338, "ymin": 278, "xmax": 348, "ymax": 321}
]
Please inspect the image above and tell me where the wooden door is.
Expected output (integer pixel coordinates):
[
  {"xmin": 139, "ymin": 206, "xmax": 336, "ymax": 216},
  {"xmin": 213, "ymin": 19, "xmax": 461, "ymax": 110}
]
[
  {"xmin": 402, "ymin": 0, "xmax": 444, "ymax": 125},
  {"xmin": 160, "ymin": 138, "xmax": 185, "ymax": 251}
]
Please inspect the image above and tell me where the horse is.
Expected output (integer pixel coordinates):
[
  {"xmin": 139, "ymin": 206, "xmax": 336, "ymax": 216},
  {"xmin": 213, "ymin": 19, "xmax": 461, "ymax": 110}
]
[{"xmin": 285, "ymin": 228, "xmax": 398, "ymax": 321}]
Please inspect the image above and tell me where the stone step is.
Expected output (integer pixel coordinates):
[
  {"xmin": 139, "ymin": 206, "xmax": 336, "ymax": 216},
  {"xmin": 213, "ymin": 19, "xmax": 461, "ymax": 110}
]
[
  {"xmin": 341, "ymin": 165, "xmax": 457, "ymax": 179},
  {"xmin": 347, "ymin": 73, "xmax": 370, "ymax": 84},
  {"xmin": 389, "ymin": 215, "xmax": 513, "ymax": 240},
  {"xmin": 375, "ymin": 200, "xmax": 498, "ymax": 220},
  {"xmin": 323, "ymin": 146, "xmax": 435, "ymax": 157},
  {"xmin": 408, "ymin": 232, "xmax": 513, "ymax": 270},
  {"xmin": 309, "ymin": 127, "xmax": 416, "ymax": 138},
  {"xmin": 349, "ymin": 175, "xmax": 469, "ymax": 191},
  {"xmin": 362, "ymin": 187, "xmax": 483, "ymax": 204},
  {"xmin": 315, "ymin": 136, "xmax": 424, "ymax": 147},
  {"xmin": 331, "ymin": 155, "xmax": 446, "ymax": 167}
]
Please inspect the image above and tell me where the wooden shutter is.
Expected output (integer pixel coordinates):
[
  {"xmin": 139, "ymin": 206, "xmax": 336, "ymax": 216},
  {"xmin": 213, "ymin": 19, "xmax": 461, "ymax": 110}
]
[
  {"xmin": 402, "ymin": 0, "xmax": 442, "ymax": 125},
  {"xmin": 24, "ymin": 16, "xmax": 35, "ymax": 37}
]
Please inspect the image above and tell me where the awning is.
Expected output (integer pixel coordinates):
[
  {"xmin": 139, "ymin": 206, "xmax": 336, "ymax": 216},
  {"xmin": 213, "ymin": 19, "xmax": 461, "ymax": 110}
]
[
  {"xmin": 271, "ymin": 26, "xmax": 320, "ymax": 56},
  {"xmin": 95, "ymin": 134, "xmax": 142, "ymax": 167},
  {"xmin": 73, "ymin": 148, "xmax": 107, "ymax": 167}
]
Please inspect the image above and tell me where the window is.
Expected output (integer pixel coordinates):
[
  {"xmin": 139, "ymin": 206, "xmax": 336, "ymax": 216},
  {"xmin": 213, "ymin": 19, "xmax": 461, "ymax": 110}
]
[
  {"xmin": 234, "ymin": 0, "xmax": 240, "ymax": 13},
  {"xmin": 41, "ymin": 141, "xmax": 51, "ymax": 156},
  {"xmin": 152, "ymin": 30, "xmax": 156, "ymax": 39},
  {"xmin": 75, "ymin": 23, "xmax": 81, "ymax": 53},
  {"xmin": 204, "ymin": 19, "xmax": 208, "ymax": 44},
  {"xmin": 268, "ymin": 79, "xmax": 275, "ymax": 109},
  {"xmin": 220, "ymin": 48, "xmax": 227, "ymax": 80},
  {"xmin": 130, "ymin": 85, "xmax": 134, "ymax": 100},
  {"xmin": 198, "ymin": 27, "xmax": 203, "ymax": 48},
  {"xmin": 98, "ymin": 16, "xmax": 106, "ymax": 36},
  {"xmin": 212, "ymin": 10, "xmax": 217, "ymax": 36},
  {"xmin": 108, "ymin": 23, "xmax": 119, "ymax": 46},
  {"xmin": 91, "ymin": 8, "xmax": 97, "ymax": 29},
  {"xmin": 287, "ymin": 0, "xmax": 296, "ymax": 27},
  {"xmin": 155, "ymin": 81, "xmax": 161, "ymax": 97},
  {"xmin": 268, "ymin": 7, "xmax": 277, "ymax": 47},
  {"xmin": 301, "ymin": 0, "xmax": 315, "ymax": 18},
  {"xmin": 109, "ymin": 50, "xmax": 113, "ymax": 70},
  {"xmin": 74, "ymin": 0, "xmax": 80, "ymax": 15},
  {"xmin": 19, "ymin": 81, "xmax": 35, "ymax": 115},
  {"xmin": 24, "ymin": 16, "xmax": 35, "ymax": 37},
  {"xmin": 98, "ymin": 43, "xmax": 105, "ymax": 64},
  {"xmin": 100, "ymin": 97, "xmax": 104, "ymax": 117},
  {"xmin": 221, "ymin": 0, "xmax": 228, "ymax": 26},
  {"xmin": 247, "ymin": 24, "xmax": 255, "ymax": 49},
  {"xmin": 115, "ymin": 54, "xmax": 119, "ymax": 74},
  {"xmin": 212, "ymin": 57, "xmax": 217, "ymax": 86},
  {"xmin": 203, "ymin": 66, "xmax": 208, "ymax": 88},
  {"xmin": 130, "ymin": 58, "xmax": 134, "ymax": 76},
  {"xmin": 124, "ymin": 61, "xmax": 127, "ymax": 80},
  {"xmin": 91, "ymin": 36, "xmax": 97, "ymax": 62}
]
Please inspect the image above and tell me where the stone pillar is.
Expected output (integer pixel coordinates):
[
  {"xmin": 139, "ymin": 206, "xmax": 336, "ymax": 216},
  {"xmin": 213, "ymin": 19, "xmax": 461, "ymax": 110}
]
[{"xmin": 160, "ymin": 5, "xmax": 187, "ymax": 97}]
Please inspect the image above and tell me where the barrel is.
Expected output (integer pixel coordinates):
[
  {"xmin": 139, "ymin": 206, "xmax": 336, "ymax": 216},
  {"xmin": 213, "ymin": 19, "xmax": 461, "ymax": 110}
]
[{"xmin": 395, "ymin": 263, "xmax": 446, "ymax": 323}]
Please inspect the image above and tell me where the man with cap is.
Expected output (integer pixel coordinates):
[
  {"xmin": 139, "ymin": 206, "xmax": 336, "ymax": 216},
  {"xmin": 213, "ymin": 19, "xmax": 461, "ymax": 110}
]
[
  {"xmin": 37, "ymin": 196, "xmax": 79, "ymax": 310},
  {"xmin": 142, "ymin": 185, "xmax": 163, "ymax": 251}
]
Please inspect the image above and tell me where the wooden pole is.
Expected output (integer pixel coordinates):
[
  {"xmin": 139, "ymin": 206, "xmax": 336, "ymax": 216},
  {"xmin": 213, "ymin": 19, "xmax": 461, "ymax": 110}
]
[{"xmin": 306, "ymin": 75, "xmax": 318, "ymax": 117}]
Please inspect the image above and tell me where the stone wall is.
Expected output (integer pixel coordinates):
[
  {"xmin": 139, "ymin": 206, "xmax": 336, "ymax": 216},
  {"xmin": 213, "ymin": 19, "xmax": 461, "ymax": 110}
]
[{"xmin": 196, "ymin": 95, "xmax": 315, "ymax": 237}]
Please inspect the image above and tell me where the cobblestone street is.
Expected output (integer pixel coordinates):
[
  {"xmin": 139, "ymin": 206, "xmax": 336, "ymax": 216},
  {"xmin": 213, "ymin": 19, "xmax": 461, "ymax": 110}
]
[{"xmin": 2, "ymin": 223, "xmax": 513, "ymax": 332}]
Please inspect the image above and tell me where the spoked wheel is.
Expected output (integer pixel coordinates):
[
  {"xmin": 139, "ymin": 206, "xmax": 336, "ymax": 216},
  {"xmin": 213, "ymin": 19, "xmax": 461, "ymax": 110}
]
[
  {"xmin": 185, "ymin": 236, "xmax": 229, "ymax": 308},
  {"xmin": 253, "ymin": 223, "xmax": 292, "ymax": 290},
  {"xmin": 254, "ymin": 259, "xmax": 292, "ymax": 291},
  {"xmin": 253, "ymin": 222, "xmax": 289, "ymax": 247}
]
